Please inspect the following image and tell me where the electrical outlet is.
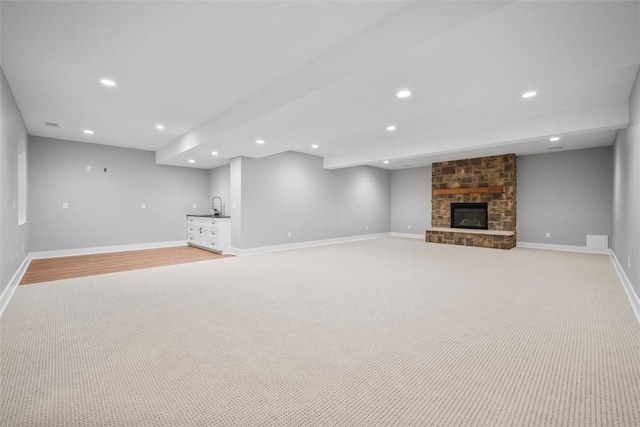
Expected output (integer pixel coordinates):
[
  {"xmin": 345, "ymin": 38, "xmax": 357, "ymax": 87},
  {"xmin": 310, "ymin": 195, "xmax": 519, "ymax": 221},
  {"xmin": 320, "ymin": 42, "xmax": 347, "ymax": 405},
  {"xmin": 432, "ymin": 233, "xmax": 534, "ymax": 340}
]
[
  {"xmin": 628, "ymin": 257, "xmax": 631, "ymax": 268},
  {"xmin": 141, "ymin": 203, "xmax": 146, "ymax": 209},
  {"xmin": 408, "ymin": 225, "xmax": 412, "ymax": 230},
  {"xmin": 545, "ymin": 232, "xmax": 551, "ymax": 238},
  {"xmin": 287, "ymin": 231, "xmax": 292, "ymax": 238},
  {"xmin": 86, "ymin": 165, "xmax": 92, "ymax": 172},
  {"xmin": 12, "ymin": 200, "xmax": 16, "ymax": 209},
  {"xmin": 62, "ymin": 202, "xmax": 68, "ymax": 209},
  {"xmin": 365, "ymin": 225, "xmax": 369, "ymax": 231},
  {"xmin": 193, "ymin": 203, "xmax": 197, "ymax": 209}
]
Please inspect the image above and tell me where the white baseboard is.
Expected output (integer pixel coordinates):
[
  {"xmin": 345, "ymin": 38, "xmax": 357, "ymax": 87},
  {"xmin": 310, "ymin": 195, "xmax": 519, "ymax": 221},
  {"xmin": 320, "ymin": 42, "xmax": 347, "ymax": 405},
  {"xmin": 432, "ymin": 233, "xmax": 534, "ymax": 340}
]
[
  {"xmin": 516, "ymin": 241, "xmax": 610, "ymax": 254},
  {"xmin": 30, "ymin": 240, "xmax": 187, "ymax": 259},
  {"xmin": 0, "ymin": 254, "xmax": 32, "ymax": 317},
  {"xmin": 390, "ymin": 232, "xmax": 425, "ymax": 239},
  {"xmin": 610, "ymin": 251, "xmax": 640, "ymax": 325},
  {"xmin": 230, "ymin": 233, "xmax": 390, "ymax": 256}
]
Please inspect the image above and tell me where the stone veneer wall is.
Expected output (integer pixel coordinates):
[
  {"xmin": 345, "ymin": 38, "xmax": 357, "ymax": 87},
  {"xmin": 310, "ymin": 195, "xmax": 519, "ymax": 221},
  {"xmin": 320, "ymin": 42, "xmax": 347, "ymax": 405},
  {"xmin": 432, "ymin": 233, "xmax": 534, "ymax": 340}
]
[{"xmin": 427, "ymin": 154, "xmax": 517, "ymax": 249}]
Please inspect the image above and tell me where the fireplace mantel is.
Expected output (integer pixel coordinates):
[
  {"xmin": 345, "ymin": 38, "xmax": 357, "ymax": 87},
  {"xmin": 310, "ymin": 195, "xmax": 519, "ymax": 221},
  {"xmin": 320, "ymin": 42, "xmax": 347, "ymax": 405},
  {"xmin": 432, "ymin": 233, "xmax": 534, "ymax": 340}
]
[{"xmin": 432, "ymin": 186, "xmax": 505, "ymax": 196}]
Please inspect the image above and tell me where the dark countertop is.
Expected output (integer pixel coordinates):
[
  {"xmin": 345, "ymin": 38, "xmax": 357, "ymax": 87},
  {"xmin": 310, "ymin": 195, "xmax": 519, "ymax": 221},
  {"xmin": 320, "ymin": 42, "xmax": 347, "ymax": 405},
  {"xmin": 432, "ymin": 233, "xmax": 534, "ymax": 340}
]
[{"xmin": 187, "ymin": 214, "xmax": 231, "ymax": 218}]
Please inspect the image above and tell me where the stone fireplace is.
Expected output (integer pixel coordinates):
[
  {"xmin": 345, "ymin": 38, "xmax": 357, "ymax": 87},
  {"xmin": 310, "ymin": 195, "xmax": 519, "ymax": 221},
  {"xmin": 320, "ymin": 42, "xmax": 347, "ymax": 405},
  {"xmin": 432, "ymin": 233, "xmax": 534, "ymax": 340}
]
[{"xmin": 426, "ymin": 154, "xmax": 516, "ymax": 249}]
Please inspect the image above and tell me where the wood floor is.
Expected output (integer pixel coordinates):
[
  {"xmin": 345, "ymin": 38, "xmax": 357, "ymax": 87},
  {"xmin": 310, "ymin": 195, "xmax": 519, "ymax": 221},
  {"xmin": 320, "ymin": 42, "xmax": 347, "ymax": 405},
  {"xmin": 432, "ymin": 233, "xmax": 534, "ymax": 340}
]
[{"xmin": 20, "ymin": 246, "xmax": 233, "ymax": 285}]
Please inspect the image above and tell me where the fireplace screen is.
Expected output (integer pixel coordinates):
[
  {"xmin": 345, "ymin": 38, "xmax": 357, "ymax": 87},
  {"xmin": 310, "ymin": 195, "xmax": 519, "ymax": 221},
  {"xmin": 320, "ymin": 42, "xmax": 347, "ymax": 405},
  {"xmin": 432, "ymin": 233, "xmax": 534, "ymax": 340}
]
[{"xmin": 451, "ymin": 203, "xmax": 488, "ymax": 230}]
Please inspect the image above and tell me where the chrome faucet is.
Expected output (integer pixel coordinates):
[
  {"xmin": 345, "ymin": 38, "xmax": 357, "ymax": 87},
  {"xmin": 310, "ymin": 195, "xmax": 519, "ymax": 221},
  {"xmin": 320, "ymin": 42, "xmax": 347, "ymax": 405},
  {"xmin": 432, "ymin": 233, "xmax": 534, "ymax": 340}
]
[{"xmin": 211, "ymin": 196, "xmax": 224, "ymax": 217}]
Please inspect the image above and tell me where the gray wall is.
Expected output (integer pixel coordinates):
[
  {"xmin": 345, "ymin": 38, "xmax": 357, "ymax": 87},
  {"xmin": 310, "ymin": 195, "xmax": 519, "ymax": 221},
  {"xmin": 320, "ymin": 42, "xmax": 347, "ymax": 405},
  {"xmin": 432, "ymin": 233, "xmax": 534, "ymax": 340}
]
[
  {"xmin": 209, "ymin": 164, "xmax": 230, "ymax": 216},
  {"xmin": 29, "ymin": 137, "xmax": 210, "ymax": 251},
  {"xmin": 517, "ymin": 146, "xmax": 613, "ymax": 246},
  {"xmin": 0, "ymin": 66, "xmax": 29, "ymax": 296},
  {"xmin": 229, "ymin": 157, "xmax": 243, "ymax": 248},
  {"xmin": 390, "ymin": 166, "xmax": 431, "ymax": 234},
  {"xmin": 612, "ymin": 68, "xmax": 640, "ymax": 296},
  {"xmin": 235, "ymin": 151, "xmax": 390, "ymax": 249}
]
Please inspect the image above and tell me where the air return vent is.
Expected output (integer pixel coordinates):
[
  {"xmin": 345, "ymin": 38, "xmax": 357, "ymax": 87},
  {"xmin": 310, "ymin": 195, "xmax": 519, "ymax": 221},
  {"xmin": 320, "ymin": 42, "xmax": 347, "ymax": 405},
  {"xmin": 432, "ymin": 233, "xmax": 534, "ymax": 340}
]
[{"xmin": 44, "ymin": 122, "xmax": 60, "ymax": 128}]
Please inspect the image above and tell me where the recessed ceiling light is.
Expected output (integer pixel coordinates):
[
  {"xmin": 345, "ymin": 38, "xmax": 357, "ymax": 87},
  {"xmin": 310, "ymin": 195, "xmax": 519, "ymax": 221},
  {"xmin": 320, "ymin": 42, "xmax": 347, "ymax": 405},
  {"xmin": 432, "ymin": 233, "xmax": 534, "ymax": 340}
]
[
  {"xmin": 256, "ymin": 139, "xmax": 265, "ymax": 144},
  {"xmin": 311, "ymin": 144, "xmax": 319, "ymax": 149},
  {"xmin": 383, "ymin": 160, "xmax": 390, "ymax": 164},
  {"xmin": 83, "ymin": 130, "xmax": 94, "ymax": 135},
  {"xmin": 396, "ymin": 90, "xmax": 411, "ymax": 98},
  {"xmin": 522, "ymin": 90, "xmax": 537, "ymax": 98},
  {"xmin": 212, "ymin": 151, "xmax": 218, "ymax": 156},
  {"xmin": 386, "ymin": 125, "xmax": 396, "ymax": 131},
  {"xmin": 100, "ymin": 79, "xmax": 116, "ymax": 87},
  {"xmin": 188, "ymin": 159, "xmax": 196, "ymax": 163},
  {"xmin": 549, "ymin": 136, "xmax": 560, "ymax": 142},
  {"xmin": 156, "ymin": 124, "xmax": 164, "ymax": 130}
]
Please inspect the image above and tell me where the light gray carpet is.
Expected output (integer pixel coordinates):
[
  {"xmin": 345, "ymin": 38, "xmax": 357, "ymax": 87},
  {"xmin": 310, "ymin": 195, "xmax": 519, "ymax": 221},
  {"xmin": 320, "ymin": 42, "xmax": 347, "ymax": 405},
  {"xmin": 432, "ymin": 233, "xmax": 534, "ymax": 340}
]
[{"xmin": 1, "ymin": 237, "xmax": 639, "ymax": 426}]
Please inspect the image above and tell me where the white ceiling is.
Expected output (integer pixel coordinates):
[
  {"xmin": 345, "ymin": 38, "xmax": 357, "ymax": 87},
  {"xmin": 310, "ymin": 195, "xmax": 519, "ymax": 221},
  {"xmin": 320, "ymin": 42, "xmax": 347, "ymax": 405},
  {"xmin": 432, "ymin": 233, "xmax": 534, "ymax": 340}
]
[{"xmin": 2, "ymin": 1, "xmax": 639, "ymax": 170}]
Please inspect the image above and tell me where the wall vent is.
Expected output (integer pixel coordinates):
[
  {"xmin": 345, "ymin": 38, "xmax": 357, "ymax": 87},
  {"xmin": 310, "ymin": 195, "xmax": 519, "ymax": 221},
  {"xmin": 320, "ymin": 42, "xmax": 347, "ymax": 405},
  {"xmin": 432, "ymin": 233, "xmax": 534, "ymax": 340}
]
[
  {"xmin": 586, "ymin": 235, "xmax": 608, "ymax": 249},
  {"xmin": 44, "ymin": 122, "xmax": 60, "ymax": 127}
]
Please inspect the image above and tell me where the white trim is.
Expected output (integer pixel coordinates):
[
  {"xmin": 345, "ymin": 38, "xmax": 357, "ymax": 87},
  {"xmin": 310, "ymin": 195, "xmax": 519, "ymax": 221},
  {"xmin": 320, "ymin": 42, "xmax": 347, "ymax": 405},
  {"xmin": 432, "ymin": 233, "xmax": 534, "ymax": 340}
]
[
  {"xmin": 30, "ymin": 240, "xmax": 187, "ymax": 259},
  {"xmin": 610, "ymin": 251, "xmax": 640, "ymax": 325},
  {"xmin": 0, "ymin": 254, "xmax": 32, "ymax": 317},
  {"xmin": 516, "ymin": 241, "xmax": 610, "ymax": 254},
  {"xmin": 231, "ymin": 233, "xmax": 390, "ymax": 256},
  {"xmin": 390, "ymin": 232, "xmax": 424, "ymax": 239}
]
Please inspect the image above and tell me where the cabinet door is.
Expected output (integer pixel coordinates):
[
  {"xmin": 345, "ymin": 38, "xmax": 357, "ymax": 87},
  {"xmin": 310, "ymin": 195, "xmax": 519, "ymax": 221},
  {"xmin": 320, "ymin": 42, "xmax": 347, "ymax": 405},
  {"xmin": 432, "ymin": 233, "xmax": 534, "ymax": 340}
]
[{"xmin": 195, "ymin": 220, "xmax": 207, "ymax": 246}]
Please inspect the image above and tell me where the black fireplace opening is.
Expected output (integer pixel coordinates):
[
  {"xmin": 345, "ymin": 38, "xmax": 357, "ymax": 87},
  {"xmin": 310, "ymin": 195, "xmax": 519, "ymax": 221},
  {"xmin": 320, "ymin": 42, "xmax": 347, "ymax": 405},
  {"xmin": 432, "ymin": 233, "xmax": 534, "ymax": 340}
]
[{"xmin": 451, "ymin": 203, "xmax": 488, "ymax": 230}]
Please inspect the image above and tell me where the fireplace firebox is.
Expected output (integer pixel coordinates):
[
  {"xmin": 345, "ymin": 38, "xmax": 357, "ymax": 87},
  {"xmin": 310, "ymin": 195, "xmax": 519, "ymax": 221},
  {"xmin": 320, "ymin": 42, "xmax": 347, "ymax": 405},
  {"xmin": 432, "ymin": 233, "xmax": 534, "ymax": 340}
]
[{"xmin": 451, "ymin": 203, "xmax": 488, "ymax": 230}]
